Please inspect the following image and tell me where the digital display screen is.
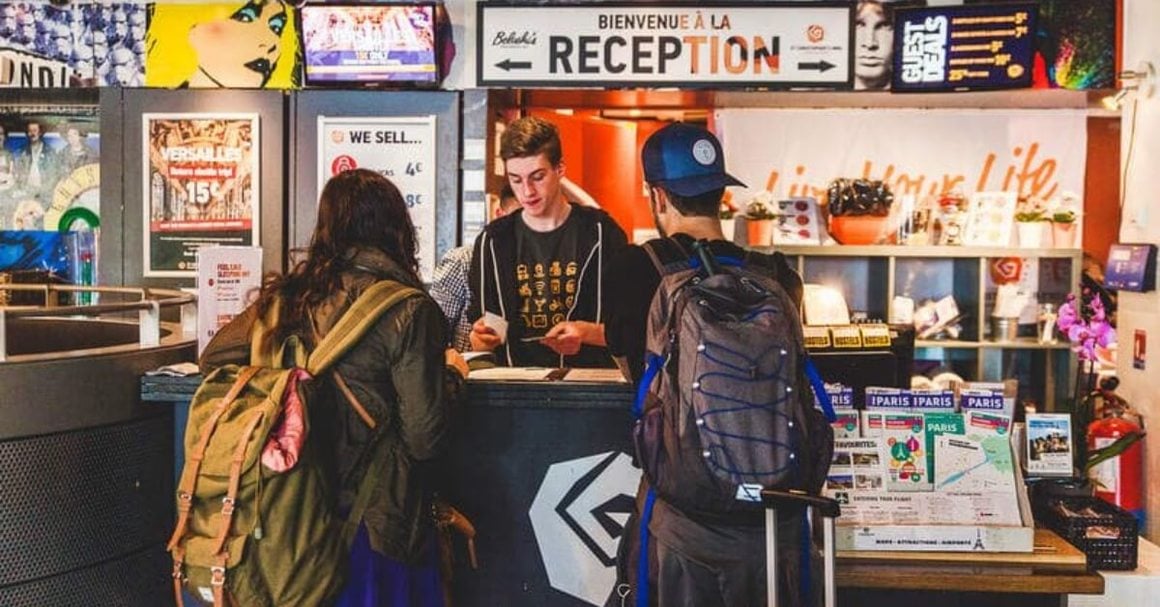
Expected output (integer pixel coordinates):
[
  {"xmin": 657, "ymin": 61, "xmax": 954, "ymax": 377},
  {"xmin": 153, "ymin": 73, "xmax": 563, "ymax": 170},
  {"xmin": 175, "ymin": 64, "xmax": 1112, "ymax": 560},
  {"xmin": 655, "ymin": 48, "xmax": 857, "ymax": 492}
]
[
  {"xmin": 891, "ymin": 2, "xmax": 1037, "ymax": 92},
  {"xmin": 301, "ymin": 4, "xmax": 437, "ymax": 84}
]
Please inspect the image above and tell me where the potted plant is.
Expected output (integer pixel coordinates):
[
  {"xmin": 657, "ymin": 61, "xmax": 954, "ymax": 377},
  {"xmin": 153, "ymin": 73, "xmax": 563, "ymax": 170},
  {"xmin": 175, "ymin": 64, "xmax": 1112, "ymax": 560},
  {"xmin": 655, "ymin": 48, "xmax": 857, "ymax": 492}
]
[
  {"xmin": 719, "ymin": 201, "xmax": 738, "ymax": 243},
  {"xmin": 1014, "ymin": 199, "xmax": 1050, "ymax": 248},
  {"xmin": 1051, "ymin": 209, "xmax": 1078, "ymax": 248},
  {"xmin": 826, "ymin": 179, "xmax": 896, "ymax": 245},
  {"xmin": 745, "ymin": 197, "xmax": 777, "ymax": 246}
]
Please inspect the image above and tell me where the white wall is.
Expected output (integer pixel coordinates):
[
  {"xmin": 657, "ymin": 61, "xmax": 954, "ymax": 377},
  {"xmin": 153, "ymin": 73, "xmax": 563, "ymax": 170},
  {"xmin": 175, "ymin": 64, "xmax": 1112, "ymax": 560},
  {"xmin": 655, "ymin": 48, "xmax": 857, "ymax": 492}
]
[
  {"xmin": 442, "ymin": 0, "xmax": 478, "ymax": 91},
  {"xmin": 1119, "ymin": 0, "xmax": 1160, "ymax": 542}
]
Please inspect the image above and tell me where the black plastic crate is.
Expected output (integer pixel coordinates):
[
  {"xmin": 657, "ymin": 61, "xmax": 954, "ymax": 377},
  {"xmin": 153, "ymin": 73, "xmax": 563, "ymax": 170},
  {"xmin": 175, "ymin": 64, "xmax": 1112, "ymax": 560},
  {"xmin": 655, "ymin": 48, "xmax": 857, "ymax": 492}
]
[{"xmin": 1041, "ymin": 495, "xmax": 1138, "ymax": 570}]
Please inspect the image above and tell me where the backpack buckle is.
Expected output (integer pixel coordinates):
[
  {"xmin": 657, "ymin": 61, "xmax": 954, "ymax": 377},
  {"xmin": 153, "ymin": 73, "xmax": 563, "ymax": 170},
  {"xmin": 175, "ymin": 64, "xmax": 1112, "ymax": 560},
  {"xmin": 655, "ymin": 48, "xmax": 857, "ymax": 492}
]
[
  {"xmin": 220, "ymin": 496, "xmax": 235, "ymax": 516},
  {"xmin": 176, "ymin": 491, "xmax": 192, "ymax": 512},
  {"xmin": 210, "ymin": 566, "xmax": 226, "ymax": 586},
  {"xmin": 171, "ymin": 560, "xmax": 185, "ymax": 581}
]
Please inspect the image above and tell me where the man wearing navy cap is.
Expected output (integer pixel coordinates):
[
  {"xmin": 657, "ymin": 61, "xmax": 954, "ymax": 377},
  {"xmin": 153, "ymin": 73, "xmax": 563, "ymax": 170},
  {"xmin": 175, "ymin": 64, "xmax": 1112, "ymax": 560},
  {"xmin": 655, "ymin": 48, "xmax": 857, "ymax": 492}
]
[{"xmin": 604, "ymin": 122, "xmax": 804, "ymax": 606}]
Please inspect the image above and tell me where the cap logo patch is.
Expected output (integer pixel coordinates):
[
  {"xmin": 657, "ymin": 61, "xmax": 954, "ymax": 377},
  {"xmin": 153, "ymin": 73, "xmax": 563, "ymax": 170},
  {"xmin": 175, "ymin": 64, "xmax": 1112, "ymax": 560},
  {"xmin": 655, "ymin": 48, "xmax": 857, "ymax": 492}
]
[{"xmin": 692, "ymin": 139, "xmax": 716, "ymax": 165}]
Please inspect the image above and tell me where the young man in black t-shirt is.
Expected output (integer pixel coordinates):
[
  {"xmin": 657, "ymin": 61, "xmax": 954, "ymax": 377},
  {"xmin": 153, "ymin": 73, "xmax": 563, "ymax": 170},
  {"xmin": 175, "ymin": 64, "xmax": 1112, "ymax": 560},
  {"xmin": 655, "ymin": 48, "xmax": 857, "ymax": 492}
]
[
  {"xmin": 468, "ymin": 116, "xmax": 627, "ymax": 368},
  {"xmin": 603, "ymin": 123, "xmax": 805, "ymax": 607}
]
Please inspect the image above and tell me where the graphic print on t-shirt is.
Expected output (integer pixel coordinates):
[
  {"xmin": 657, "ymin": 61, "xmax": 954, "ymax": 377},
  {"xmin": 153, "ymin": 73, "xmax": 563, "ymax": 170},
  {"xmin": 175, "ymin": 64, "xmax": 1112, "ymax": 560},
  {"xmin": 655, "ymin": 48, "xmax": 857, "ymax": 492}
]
[
  {"xmin": 516, "ymin": 259, "xmax": 578, "ymax": 331},
  {"xmin": 513, "ymin": 215, "xmax": 582, "ymax": 337}
]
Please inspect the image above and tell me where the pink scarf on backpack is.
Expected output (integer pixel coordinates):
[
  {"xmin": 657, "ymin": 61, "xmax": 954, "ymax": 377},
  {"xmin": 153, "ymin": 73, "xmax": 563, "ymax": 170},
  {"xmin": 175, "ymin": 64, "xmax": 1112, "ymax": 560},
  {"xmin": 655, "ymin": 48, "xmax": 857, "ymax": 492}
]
[{"xmin": 261, "ymin": 368, "xmax": 312, "ymax": 472}]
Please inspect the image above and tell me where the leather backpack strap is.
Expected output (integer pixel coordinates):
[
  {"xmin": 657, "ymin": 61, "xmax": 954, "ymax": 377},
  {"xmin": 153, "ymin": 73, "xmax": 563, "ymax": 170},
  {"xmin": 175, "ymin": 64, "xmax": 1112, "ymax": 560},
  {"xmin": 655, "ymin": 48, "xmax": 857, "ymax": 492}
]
[
  {"xmin": 168, "ymin": 365, "xmax": 261, "ymax": 551},
  {"xmin": 333, "ymin": 371, "xmax": 377, "ymax": 429},
  {"xmin": 169, "ymin": 365, "xmax": 260, "ymax": 607},
  {"xmin": 210, "ymin": 408, "xmax": 267, "ymax": 557}
]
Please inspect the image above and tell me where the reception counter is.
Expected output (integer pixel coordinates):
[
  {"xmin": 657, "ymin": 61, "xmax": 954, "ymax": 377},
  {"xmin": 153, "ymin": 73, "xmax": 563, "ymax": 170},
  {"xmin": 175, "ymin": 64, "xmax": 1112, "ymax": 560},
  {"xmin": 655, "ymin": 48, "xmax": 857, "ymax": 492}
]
[
  {"xmin": 142, "ymin": 375, "xmax": 1103, "ymax": 607},
  {"xmin": 0, "ymin": 315, "xmax": 193, "ymax": 606}
]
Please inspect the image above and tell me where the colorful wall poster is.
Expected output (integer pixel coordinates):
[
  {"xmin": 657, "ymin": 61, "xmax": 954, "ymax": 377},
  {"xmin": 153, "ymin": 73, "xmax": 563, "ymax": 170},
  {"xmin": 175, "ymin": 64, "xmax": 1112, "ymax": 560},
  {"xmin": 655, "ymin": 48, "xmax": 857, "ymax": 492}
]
[
  {"xmin": 197, "ymin": 245, "xmax": 262, "ymax": 355},
  {"xmin": 317, "ymin": 115, "xmax": 438, "ymax": 280},
  {"xmin": 966, "ymin": 0, "xmax": 1117, "ymax": 90},
  {"xmin": 143, "ymin": 113, "xmax": 260, "ymax": 277},
  {"xmin": 145, "ymin": 2, "xmax": 301, "ymax": 89},
  {"xmin": 0, "ymin": 2, "xmax": 145, "ymax": 87},
  {"xmin": 0, "ymin": 108, "xmax": 100, "ymax": 232}
]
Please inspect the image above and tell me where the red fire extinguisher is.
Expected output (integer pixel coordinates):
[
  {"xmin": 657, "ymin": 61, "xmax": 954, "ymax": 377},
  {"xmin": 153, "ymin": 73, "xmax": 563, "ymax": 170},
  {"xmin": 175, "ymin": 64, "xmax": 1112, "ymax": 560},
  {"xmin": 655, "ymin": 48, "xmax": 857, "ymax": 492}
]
[{"xmin": 1086, "ymin": 377, "xmax": 1145, "ymax": 523}]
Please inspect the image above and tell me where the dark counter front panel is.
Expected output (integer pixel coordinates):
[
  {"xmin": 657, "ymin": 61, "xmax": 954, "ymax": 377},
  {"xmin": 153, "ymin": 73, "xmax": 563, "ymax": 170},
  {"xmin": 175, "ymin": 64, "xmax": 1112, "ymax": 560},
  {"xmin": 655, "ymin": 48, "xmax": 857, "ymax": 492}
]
[
  {"xmin": 447, "ymin": 381, "xmax": 638, "ymax": 607},
  {"xmin": 0, "ymin": 413, "xmax": 174, "ymax": 606}
]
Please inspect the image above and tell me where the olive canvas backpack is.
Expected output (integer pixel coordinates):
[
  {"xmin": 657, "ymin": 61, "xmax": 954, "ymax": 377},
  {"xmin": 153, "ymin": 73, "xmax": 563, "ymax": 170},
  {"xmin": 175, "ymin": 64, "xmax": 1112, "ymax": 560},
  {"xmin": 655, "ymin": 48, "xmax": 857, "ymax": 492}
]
[{"xmin": 168, "ymin": 280, "xmax": 420, "ymax": 607}]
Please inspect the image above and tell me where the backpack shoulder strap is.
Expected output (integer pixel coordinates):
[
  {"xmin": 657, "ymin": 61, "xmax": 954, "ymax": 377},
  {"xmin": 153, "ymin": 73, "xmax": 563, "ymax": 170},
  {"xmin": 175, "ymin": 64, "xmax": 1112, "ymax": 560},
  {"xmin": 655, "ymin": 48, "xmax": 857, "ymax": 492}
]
[
  {"xmin": 641, "ymin": 239, "xmax": 693, "ymax": 277},
  {"xmin": 307, "ymin": 280, "xmax": 423, "ymax": 374}
]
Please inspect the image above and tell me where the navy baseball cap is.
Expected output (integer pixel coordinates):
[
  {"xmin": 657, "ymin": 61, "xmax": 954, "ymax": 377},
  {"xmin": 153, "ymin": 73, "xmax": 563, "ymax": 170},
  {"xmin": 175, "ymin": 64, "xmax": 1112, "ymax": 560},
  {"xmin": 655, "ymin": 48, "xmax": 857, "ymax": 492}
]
[{"xmin": 642, "ymin": 123, "xmax": 745, "ymax": 197}]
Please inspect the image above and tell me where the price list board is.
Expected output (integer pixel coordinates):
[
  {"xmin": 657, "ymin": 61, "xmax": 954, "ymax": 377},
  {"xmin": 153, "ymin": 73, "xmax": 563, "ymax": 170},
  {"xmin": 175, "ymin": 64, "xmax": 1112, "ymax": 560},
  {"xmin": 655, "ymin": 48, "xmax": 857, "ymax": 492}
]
[{"xmin": 891, "ymin": 2, "xmax": 1038, "ymax": 92}]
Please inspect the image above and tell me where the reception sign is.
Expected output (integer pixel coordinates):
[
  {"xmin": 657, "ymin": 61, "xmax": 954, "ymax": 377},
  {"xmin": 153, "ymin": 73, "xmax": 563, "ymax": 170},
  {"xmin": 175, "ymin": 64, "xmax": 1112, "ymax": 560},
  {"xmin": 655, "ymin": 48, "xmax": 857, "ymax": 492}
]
[
  {"xmin": 716, "ymin": 108, "xmax": 1087, "ymax": 203},
  {"xmin": 317, "ymin": 115, "xmax": 438, "ymax": 280},
  {"xmin": 142, "ymin": 113, "xmax": 260, "ymax": 277},
  {"xmin": 478, "ymin": 2, "xmax": 852, "ymax": 88}
]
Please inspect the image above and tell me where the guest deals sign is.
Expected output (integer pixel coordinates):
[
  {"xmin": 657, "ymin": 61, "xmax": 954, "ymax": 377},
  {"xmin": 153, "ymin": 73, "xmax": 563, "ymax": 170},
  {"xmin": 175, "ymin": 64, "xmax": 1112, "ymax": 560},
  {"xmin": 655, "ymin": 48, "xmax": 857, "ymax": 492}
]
[{"xmin": 478, "ymin": 2, "xmax": 852, "ymax": 87}]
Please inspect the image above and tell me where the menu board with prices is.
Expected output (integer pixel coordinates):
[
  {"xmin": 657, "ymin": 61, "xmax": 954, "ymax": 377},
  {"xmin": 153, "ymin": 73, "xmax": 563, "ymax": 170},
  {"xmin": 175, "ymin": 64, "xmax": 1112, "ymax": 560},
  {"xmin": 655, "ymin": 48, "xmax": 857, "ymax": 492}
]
[{"xmin": 892, "ymin": 2, "xmax": 1038, "ymax": 92}]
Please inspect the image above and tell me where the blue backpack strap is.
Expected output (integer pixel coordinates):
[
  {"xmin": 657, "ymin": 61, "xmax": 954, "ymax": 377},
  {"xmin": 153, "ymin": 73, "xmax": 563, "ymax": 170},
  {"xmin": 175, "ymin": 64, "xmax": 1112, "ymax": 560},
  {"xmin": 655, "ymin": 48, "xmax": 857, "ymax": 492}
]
[
  {"xmin": 633, "ymin": 353, "xmax": 665, "ymax": 420},
  {"xmin": 804, "ymin": 355, "xmax": 837, "ymax": 423},
  {"xmin": 687, "ymin": 251, "xmax": 745, "ymax": 270},
  {"xmin": 636, "ymin": 488, "xmax": 658, "ymax": 607}
]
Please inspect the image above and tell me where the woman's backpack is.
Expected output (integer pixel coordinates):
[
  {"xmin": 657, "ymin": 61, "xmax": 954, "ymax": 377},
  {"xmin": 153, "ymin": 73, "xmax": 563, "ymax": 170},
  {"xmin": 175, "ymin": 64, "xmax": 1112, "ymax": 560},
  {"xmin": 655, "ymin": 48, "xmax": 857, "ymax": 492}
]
[{"xmin": 167, "ymin": 281, "xmax": 420, "ymax": 607}]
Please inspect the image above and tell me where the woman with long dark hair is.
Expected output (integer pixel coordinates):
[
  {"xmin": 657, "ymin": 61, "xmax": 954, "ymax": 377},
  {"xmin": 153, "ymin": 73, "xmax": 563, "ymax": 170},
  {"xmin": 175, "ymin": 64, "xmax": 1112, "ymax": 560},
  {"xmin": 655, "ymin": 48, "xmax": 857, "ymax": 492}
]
[{"xmin": 202, "ymin": 168, "xmax": 467, "ymax": 606}]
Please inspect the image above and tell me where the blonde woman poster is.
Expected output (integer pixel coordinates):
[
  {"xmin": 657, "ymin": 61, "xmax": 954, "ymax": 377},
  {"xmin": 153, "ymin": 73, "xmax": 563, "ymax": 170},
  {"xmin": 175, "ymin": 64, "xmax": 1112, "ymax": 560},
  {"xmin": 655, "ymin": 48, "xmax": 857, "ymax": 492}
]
[{"xmin": 145, "ymin": 1, "xmax": 301, "ymax": 88}]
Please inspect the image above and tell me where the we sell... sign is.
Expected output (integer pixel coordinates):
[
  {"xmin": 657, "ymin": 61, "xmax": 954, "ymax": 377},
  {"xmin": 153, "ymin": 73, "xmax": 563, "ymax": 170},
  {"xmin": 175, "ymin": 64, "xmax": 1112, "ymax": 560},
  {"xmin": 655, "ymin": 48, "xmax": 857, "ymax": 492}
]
[{"xmin": 478, "ymin": 3, "xmax": 852, "ymax": 88}]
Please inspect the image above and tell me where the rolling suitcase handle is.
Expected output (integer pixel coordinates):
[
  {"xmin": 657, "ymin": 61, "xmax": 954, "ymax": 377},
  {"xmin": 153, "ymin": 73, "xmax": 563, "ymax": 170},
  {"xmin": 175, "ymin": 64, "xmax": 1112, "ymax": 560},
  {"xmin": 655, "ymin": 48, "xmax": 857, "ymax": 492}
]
[{"xmin": 762, "ymin": 489, "xmax": 841, "ymax": 607}]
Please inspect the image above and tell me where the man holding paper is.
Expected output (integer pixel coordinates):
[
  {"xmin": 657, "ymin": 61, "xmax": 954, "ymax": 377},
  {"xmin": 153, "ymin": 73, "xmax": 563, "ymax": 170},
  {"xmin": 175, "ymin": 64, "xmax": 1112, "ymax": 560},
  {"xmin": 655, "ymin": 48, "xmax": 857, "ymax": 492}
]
[{"xmin": 467, "ymin": 116, "xmax": 627, "ymax": 368}]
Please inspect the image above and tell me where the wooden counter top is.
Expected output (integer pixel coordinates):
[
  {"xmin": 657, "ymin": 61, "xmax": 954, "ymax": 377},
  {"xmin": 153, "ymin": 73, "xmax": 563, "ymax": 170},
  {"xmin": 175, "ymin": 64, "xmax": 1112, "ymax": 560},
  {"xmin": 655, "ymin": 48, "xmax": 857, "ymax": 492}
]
[{"xmin": 837, "ymin": 528, "xmax": 1104, "ymax": 595}]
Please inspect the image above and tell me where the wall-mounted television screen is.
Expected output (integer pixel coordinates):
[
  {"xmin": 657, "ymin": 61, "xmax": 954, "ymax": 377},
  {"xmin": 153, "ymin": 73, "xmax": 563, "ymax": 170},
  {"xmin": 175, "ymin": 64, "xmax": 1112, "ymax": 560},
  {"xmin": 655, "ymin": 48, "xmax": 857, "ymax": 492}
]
[{"xmin": 300, "ymin": 4, "xmax": 438, "ymax": 85}]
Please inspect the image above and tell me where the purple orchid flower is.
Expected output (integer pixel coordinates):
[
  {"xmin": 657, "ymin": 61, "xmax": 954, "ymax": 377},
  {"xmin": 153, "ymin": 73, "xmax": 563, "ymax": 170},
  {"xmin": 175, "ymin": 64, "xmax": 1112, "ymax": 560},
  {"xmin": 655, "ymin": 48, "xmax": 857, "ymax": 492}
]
[{"xmin": 1057, "ymin": 290, "xmax": 1117, "ymax": 361}]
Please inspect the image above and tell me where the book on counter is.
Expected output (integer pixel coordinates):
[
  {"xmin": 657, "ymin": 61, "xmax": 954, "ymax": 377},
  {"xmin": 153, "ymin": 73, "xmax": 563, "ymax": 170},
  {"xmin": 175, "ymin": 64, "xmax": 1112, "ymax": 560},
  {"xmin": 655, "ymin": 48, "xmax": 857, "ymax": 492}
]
[{"xmin": 466, "ymin": 366, "xmax": 627, "ymax": 383}]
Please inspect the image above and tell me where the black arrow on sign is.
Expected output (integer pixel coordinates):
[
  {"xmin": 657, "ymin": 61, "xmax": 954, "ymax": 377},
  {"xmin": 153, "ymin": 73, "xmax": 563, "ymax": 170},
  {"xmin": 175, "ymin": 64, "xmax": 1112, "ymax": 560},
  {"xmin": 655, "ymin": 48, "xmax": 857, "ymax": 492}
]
[
  {"xmin": 798, "ymin": 60, "xmax": 836, "ymax": 73},
  {"xmin": 495, "ymin": 59, "xmax": 532, "ymax": 71}
]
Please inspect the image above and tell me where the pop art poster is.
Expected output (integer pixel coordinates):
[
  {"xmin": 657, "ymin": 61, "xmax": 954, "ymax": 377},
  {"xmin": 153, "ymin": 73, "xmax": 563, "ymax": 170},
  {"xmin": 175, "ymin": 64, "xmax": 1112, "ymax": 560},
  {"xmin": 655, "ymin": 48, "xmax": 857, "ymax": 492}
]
[
  {"xmin": 145, "ymin": 1, "xmax": 301, "ymax": 89},
  {"xmin": 0, "ymin": 109, "xmax": 101, "ymax": 232},
  {"xmin": 318, "ymin": 115, "xmax": 437, "ymax": 280},
  {"xmin": 0, "ymin": 2, "xmax": 146, "ymax": 88},
  {"xmin": 143, "ymin": 114, "xmax": 259, "ymax": 277}
]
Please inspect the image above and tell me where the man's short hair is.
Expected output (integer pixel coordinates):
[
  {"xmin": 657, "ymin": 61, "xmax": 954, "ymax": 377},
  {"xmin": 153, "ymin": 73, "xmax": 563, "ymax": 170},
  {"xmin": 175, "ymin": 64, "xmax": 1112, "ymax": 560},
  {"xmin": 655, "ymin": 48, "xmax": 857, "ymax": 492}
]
[
  {"xmin": 500, "ymin": 116, "xmax": 562, "ymax": 165},
  {"xmin": 656, "ymin": 185, "xmax": 725, "ymax": 219}
]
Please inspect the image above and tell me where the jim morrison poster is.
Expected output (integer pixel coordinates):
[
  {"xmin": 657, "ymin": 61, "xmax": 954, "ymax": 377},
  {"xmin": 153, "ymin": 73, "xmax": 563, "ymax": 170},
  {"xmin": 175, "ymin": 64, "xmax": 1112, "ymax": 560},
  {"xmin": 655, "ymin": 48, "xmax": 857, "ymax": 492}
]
[{"xmin": 143, "ymin": 113, "xmax": 259, "ymax": 277}]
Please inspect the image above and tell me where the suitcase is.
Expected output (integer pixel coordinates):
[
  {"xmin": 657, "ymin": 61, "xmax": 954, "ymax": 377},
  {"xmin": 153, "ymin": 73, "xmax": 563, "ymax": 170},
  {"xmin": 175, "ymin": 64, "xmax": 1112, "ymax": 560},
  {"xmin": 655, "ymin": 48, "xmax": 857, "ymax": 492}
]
[{"xmin": 762, "ymin": 489, "xmax": 841, "ymax": 607}]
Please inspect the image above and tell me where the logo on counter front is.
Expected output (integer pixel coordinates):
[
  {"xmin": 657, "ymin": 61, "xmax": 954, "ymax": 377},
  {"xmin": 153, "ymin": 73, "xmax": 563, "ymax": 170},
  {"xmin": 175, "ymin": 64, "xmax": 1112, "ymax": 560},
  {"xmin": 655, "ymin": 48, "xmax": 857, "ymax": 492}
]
[{"xmin": 529, "ymin": 452, "xmax": 640, "ymax": 606}]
